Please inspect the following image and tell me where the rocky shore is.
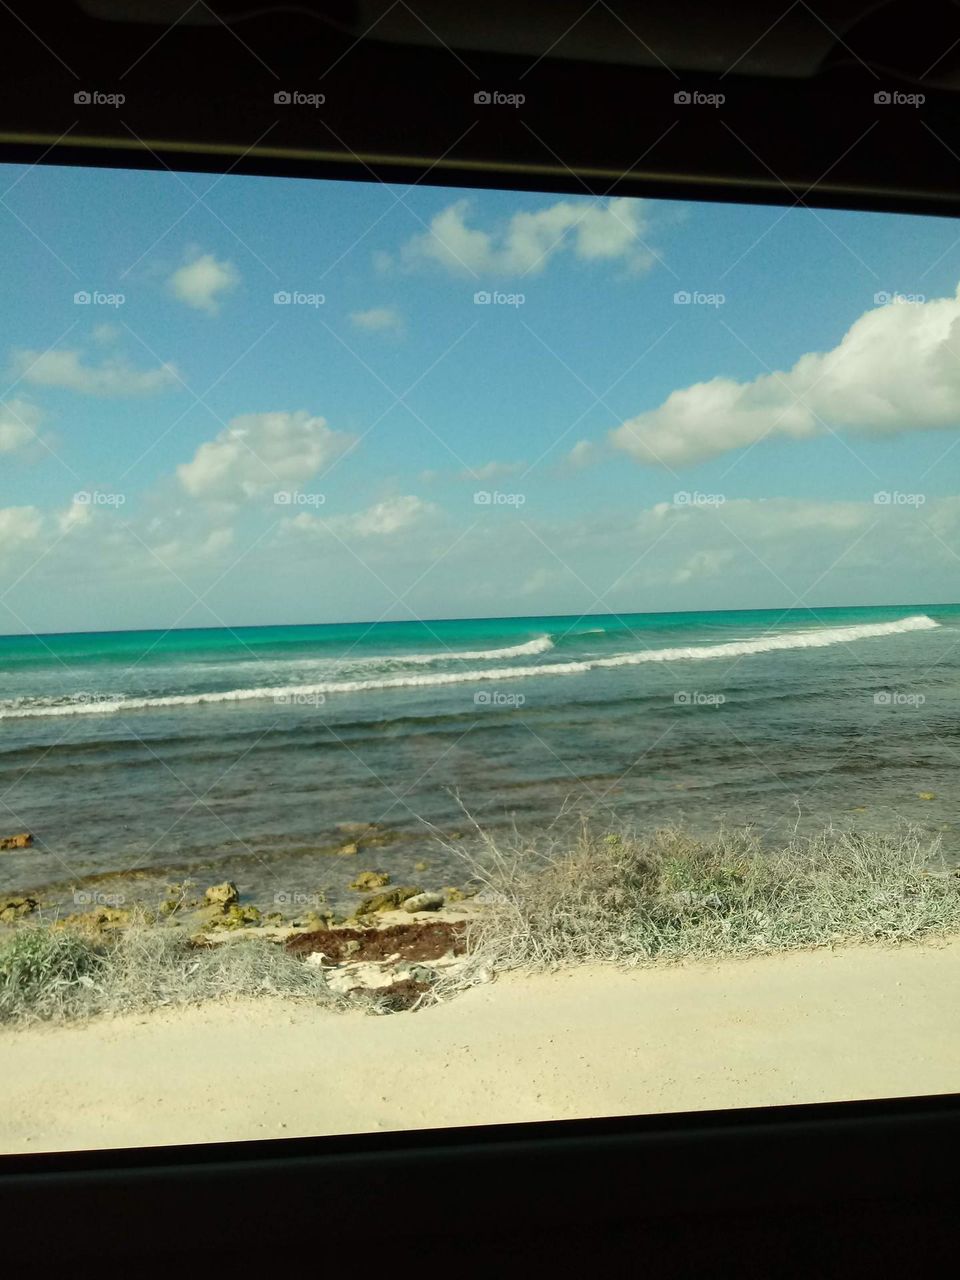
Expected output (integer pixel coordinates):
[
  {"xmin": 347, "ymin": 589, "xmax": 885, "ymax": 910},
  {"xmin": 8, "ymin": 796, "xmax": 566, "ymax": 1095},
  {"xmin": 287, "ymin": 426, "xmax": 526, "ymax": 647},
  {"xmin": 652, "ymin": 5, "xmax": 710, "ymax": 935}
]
[{"xmin": 1, "ymin": 827, "xmax": 490, "ymax": 1017}]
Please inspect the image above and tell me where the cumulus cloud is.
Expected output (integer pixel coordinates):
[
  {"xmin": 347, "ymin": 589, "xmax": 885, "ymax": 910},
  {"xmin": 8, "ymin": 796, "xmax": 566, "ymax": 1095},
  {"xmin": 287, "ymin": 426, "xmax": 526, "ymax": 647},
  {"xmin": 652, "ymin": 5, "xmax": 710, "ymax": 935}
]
[
  {"xmin": 290, "ymin": 494, "xmax": 435, "ymax": 539},
  {"xmin": 0, "ymin": 400, "xmax": 41, "ymax": 454},
  {"xmin": 564, "ymin": 439, "xmax": 600, "ymax": 469},
  {"xmin": 0, "ymin": 505, "xmax": 44, "ymax": 551},
  {"xmin": 177, "ymin": 410, "xmax": 354, "ymax": 502},
  {"xmin": 168, "ymin": 252, "xmax": 240, "ymax": 313},
  {"xmin": 394, "ymin": 196, "xmax": 653, "ymax": 277},
  {"xmin": 350, "ymin": 306, "xmax": 403, "ymax": 333},
  {"xmin": 613, "ymin": 287, "xmax": 960, "ymax": 467},
  {"xmin": 8, "ymin": 349, "xmax": 179, "ymax": 397}
]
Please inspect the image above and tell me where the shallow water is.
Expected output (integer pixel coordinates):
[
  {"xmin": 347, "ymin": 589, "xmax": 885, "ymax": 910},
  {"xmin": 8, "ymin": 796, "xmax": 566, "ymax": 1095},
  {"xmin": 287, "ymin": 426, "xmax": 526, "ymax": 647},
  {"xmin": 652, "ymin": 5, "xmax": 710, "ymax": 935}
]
[{"xmin": 1, "ymin": 603, "xmax": 957, "ymax": 912}]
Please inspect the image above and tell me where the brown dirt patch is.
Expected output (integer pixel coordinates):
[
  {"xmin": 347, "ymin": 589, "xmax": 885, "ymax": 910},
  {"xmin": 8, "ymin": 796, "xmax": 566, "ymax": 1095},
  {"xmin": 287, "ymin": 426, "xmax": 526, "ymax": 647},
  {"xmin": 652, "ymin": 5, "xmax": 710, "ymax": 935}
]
[
  {"xmin": 352, "ymin": 978, "xmax": 433, "ymax": 1013},
  {"xmin": 285, "ymin": 920, "xmax": 466, "ymax": 963}
]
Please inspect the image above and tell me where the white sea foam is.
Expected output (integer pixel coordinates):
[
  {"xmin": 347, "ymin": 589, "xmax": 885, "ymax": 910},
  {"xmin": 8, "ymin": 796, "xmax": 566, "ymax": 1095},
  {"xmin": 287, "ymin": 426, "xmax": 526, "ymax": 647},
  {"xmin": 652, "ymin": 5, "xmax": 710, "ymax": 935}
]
[{"xmin": 0, "ymin": 615, "xmax": 938, "ymax": 719}]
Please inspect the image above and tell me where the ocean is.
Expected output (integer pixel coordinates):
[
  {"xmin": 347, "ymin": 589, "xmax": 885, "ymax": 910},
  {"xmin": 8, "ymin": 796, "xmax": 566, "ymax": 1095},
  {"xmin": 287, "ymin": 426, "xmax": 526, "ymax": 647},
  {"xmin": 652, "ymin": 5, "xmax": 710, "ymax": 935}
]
[{"xmin": 1, "ymin": 603, "xmax": 957, "ymax": 912}]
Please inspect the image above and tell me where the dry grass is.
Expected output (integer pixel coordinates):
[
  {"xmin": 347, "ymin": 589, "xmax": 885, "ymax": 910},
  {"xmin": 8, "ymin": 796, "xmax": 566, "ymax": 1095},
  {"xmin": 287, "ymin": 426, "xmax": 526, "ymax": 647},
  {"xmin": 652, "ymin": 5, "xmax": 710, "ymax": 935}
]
[
  {"xmin": 0, "ymin": 914, "xmax": 347, "ymax": 1025},
  {"xmin": 446, "ymin": 818, "xmax": 960, "ymax": 970}
]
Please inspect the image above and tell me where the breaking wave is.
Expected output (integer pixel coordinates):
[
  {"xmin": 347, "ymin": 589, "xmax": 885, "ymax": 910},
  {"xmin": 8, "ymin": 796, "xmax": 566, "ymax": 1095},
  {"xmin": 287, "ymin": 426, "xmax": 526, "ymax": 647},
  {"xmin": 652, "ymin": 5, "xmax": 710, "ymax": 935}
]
[{"xmin": 0, "ymin": 615, "xmax": 938, "ymax": 719}]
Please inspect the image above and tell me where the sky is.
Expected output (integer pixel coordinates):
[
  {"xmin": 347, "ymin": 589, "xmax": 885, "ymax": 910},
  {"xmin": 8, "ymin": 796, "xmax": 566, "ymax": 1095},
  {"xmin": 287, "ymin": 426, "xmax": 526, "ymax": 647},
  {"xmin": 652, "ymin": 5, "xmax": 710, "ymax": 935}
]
[{"xmin": 1, "ymin": 162, "xmax": 959, "ymax": 634}]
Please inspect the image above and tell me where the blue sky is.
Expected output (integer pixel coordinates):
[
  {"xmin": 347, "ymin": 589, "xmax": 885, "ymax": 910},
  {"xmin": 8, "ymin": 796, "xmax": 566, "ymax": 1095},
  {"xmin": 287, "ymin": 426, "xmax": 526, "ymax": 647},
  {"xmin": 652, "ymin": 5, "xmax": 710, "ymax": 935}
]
[{"xmin": 1, "ymin": 162, "xmax": 959, "ymax": 633}]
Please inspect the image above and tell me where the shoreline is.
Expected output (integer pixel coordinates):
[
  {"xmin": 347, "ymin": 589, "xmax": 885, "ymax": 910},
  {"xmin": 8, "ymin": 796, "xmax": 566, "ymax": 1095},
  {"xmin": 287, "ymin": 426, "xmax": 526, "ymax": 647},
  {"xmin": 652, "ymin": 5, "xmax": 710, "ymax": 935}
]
[{"xmin": 2, "ymin": 936, "xmax": 959, "ymax": 1155}]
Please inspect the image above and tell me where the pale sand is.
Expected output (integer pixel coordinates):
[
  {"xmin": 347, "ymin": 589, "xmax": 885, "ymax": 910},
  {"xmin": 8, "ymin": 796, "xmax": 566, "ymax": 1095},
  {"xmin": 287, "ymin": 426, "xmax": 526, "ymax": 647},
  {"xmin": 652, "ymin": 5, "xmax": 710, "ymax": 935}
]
[{"xmin": 2, "ymin": 939, "xmax": 959, "ymax": 1154}]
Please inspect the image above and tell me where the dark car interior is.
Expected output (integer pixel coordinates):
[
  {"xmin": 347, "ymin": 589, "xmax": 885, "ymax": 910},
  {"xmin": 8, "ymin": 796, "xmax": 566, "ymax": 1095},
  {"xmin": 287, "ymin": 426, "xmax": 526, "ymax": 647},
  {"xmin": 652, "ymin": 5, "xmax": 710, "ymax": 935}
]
[{"xmin": 1, "ymin": 0, "xmax": 958, "ymax": 1271}]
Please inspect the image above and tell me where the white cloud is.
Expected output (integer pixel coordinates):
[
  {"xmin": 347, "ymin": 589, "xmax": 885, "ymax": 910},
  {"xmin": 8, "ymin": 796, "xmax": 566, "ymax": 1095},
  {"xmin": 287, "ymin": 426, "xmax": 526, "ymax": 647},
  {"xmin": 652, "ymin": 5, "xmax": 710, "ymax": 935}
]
[
  {"xmin": 8, "ymin": 349, "xmax": 179, "ymax": 396},
  {"xmin": 350, "ymin": 306, "xmax": 403, "ymax": 333},
  {"xmin": 289, "ymin": 494, "xmax": 436, "ymax": 539},
  {"xmin": 0, "ymin": 506, "xmax": 43, "ymax": 551},
  {"xmin": 613, "ymin": 286, "xmax": 960, "ymax": 467},
  {"xmin": 395, "ymin": 196, "xmax": 653, "ymax": 277},
  {"xmin": 671, "ymin": 547, "xmax": 736, "ymax": 585},
  {"xmin": 564, "ymin": 439, "xmax": 599, "ymax": 469},
  {"xmin": 177, "ymin": 410, "xmax": 354, "ymax": 502},
  {"xmin": 168, "ymin": 253, "xmax": 240, "ymax": 314},
  {"xmin": 0, "ymin": 400, "xmax": 41, "ymax": 454}
]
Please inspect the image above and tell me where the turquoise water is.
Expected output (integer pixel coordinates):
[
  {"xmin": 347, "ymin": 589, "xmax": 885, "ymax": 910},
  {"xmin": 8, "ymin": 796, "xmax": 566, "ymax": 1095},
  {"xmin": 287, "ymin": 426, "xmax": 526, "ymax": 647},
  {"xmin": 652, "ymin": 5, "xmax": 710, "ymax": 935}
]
[{"xmin": 1, "ymin": 603, "xmax": 958, "ymax": 910}]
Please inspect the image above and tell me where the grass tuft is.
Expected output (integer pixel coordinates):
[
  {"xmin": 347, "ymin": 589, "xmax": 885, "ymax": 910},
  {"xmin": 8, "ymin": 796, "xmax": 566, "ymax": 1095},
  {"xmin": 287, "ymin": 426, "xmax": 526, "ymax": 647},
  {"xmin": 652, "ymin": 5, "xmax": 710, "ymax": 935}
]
[
  {"xmin": 450, "ymin": 819, "xmax": 960, "ymax": 970},
  {"xmin": 0, "ymin": 913, "xmax": 347, "ymax": 1025}
]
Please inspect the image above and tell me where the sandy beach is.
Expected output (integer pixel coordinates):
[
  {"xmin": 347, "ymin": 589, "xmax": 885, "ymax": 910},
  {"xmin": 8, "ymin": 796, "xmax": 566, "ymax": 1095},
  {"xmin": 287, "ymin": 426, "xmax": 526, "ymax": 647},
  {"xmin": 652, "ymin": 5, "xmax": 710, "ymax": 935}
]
[{"xmin": 2, "ymin": 937, "xmax": 958, "ymax": 1155}]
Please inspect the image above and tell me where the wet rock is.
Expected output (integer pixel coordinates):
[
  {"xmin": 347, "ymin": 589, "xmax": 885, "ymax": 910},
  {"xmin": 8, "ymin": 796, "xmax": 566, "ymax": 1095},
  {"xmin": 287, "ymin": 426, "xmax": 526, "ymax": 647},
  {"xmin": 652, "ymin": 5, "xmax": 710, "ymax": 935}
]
[
  {"xmin": 354, "ymin": 885, "xmax": 423, "ymax": 916},
  {"xmin": 403, "ymin": 892, "xmax": 444, "ymax": 913},
  {"xmin": 349, "ymin": 870, "xmax": 390, "ymax": 892},
  {"xmin": 918, "ymin": 791, "xmax": 936, "ymax": 801},
  {"xmin": 205, "ymin": 881, "xmax": 239, "ymax": 907},
  {"xmin": 0, "ymin": 833, "xmax": 33, "ymax": 852},
  {"xmin": 413, "ymin": 861, "xmax": 429, "ymax": 872},
  {"xmin": 337, "ymin": 842, "xmax": 360, "ymax": 856},
  {"xmin": 0, "ymin": 895, "xmax": 38, "ymax": 922},
  {"xmin": 206, "ymin": 903, "xmax": 262, "ymax": 930}
]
